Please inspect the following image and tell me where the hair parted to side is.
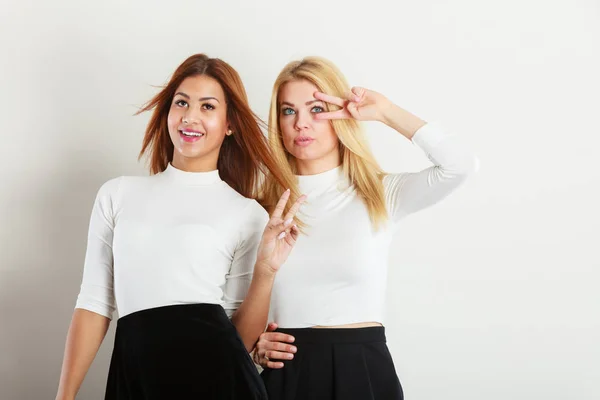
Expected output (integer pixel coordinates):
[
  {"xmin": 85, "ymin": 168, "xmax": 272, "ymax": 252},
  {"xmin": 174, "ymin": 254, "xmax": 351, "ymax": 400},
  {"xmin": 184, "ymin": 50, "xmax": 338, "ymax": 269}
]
[
  {"xmin": 262, "ymin": 56, "xmax": 389, "ymax": 229},
  {"xmin": 136, "ymin": 53, "xmax": 298, "ymax": 208}
]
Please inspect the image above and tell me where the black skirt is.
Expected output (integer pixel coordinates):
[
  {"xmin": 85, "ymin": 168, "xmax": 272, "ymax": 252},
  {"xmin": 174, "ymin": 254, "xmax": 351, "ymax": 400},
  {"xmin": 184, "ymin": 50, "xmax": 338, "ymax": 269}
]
[
  {"xmin": 260, "ymin": 326, "xmax": 403, "ymax": 400},
  {"xmin": 105, "ymin": 303, "xmax": 267, "ymax": 400}
]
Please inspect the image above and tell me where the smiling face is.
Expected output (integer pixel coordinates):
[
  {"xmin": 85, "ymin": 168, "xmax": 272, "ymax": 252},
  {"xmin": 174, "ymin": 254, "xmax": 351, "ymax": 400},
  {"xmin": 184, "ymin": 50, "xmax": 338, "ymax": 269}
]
[
  {"xmin": 277, "ymin": 79, "xmax": 341, "ymax": 175},
  {"xmin": 167, "ymin": 74, "xmax": 231, "ymax": 171}
]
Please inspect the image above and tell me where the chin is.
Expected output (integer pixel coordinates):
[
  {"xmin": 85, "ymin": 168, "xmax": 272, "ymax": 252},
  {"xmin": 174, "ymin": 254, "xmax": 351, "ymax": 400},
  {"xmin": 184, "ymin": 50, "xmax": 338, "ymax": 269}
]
[
  {"xmin": 177, "ymin": 149, "xmax": 209, "ymax": 160},
  {"xmin": 293, "ymin": 152, "xmax": 323, "ymax": 162}
]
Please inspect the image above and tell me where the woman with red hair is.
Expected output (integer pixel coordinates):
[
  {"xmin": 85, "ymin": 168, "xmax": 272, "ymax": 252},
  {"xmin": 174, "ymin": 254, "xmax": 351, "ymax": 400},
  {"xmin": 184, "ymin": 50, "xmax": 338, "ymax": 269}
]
[{"xmin": 55, "ymin": 54, "xmax": 305, "ymax": 400}]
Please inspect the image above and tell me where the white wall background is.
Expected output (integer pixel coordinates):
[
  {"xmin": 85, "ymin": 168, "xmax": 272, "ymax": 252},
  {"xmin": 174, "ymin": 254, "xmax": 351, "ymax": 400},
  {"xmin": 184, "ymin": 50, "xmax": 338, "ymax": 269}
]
[{"xmin": 1, "ymin": 0, "xmax": 598, "ymax": 399}]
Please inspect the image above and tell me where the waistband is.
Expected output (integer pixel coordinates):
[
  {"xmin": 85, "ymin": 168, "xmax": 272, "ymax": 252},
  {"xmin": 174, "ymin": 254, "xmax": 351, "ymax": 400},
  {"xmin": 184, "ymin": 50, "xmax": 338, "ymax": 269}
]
[
  {"xmin": 275, "ymin": 326, "xmax": 386, "ymax": 344},
  {"xmin": 116, "ymin": 303, "xmax": 229, "ymax": 327}
]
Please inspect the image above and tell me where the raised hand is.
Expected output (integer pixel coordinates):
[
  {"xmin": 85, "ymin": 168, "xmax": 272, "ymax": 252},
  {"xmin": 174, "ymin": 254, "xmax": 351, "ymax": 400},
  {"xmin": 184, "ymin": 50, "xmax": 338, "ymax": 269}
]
[
  {"xmin": 314, "ymin": 86, "xmax": 392, "ymax": 122},
  {"xmin": 255, "ymin": 189, "xmax": 306, "ymax": 274}
]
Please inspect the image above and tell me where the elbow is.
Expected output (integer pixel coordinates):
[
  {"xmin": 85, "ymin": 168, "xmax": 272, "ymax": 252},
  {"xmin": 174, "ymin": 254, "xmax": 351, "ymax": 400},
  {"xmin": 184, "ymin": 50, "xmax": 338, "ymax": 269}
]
[
  {"xmin": 463, "ymin": 153, "xmax": 480, "ymax": 176},
  {"xmin": 238, "ymin": 330, "xmax": 258, "ymax": 353},
  {"xmin": 244, "ymin": 341, "xmax": 255, "ymax": 354},
  {"xmin": 230, "ymin": 312, "xmax": 259, "ymax": 353},
  {"xmin": 452, "ymin": 153, "xmax": 480, "ymax": 179}
]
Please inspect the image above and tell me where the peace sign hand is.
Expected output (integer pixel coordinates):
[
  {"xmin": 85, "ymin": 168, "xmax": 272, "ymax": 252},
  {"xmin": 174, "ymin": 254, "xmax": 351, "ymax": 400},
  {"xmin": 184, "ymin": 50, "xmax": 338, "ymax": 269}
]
[
  {"xmin": 314, "ymin": 86, "xmax": 392, "ymax": 123},
  {"xmin": 255, "ymin": 189, "xmax": 306, "ymax": 274}
]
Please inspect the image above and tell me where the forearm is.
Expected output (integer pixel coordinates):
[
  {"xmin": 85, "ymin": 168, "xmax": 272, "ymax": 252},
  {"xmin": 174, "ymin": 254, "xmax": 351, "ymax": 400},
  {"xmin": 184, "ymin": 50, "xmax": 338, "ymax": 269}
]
[
  {"xmin": 56, "ymin": 309, "xmax": 110, "ymax": 400},
  {"xmin": 231, "ymin": 266, "xmax": 276, "ymax": 352},
  {"xmin": 381, "ymin": 102, "xmax": 427, "ymax": 140}
]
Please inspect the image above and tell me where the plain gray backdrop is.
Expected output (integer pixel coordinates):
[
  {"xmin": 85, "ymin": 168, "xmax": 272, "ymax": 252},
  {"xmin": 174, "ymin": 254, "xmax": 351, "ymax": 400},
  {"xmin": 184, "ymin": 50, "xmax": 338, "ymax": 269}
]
[{"xmin": 1, "ymin": 1, "xmax": 598, "ymax": 399}]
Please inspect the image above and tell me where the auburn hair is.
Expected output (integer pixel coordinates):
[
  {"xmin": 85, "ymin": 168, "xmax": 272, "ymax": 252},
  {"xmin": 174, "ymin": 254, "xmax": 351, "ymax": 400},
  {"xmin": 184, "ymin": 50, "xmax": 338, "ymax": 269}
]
[{"xmin": 137, "ymin": 53, "xmax": 297, "ymax": 207}]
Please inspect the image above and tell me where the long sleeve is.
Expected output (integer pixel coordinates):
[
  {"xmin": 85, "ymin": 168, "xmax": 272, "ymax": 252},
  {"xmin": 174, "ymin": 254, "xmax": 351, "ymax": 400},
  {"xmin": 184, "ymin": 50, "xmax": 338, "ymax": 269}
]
[
  {"xmin": 74, "ymin": 177, "xmax": 122, "ymax": 319},
  {"xmin": 384, "ymin": 122, "xmax": 479, "ymax": 227},
  {"xmin": 221, "ymin": 201, "xmax": 269, "ymax": 318}
]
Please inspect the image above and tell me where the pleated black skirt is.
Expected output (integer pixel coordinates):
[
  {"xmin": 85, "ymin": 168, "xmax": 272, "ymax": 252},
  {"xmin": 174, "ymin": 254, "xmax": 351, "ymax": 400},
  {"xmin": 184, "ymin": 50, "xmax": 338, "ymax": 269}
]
[
  {"xmin": 105, "ymin": 303, "xmax": 267, "ymax": 400},
  {"xmin": 260, "ymin": 326, "xmax": 403, "ymax": 400}
]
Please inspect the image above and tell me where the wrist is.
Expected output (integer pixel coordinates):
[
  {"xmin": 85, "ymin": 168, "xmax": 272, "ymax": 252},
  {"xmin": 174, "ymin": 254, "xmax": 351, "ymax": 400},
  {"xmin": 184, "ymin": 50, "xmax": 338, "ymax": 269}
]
[
  {"xmin": 56, "ymin": 387, "xmax": 76, "ymax": 400},
  {"xmin": 379, "ymin": 99, "xmax": 397, "ymax": 125},
  {"xmin": 381, "ymin": 103, "xmax": 426, "ymax": 139},
  {"xmin": 253, "ymin": 262, "xmax": 278, "ymax": 280}
]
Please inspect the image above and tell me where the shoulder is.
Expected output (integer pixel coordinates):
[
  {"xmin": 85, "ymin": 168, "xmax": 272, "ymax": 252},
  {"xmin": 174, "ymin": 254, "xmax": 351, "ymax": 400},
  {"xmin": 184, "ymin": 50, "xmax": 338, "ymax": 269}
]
[
  {"xmin": 95, "ymin": 174, "xmax": 157, "ymax": 204},
  {"xmin": 94, "ymin": 176, "xmax": 124, "ymax": 204},
  {"xmin": 222, "ymin": 187, "xmax": 269, "ymax": 234},
  {"xmin": 237, "ymin": 197, "xmax": 269, "ymax": 230},
  {"xmin": 219, "ymin": 185, "xmax": 269, "ymax": 220}
]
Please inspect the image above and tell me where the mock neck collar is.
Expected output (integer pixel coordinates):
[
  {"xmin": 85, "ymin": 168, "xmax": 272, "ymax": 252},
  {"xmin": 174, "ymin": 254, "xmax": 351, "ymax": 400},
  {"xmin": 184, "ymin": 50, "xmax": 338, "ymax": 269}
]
[{"xmin": 162, "ymin": 163, "xmax": 222, "ymax": 186}]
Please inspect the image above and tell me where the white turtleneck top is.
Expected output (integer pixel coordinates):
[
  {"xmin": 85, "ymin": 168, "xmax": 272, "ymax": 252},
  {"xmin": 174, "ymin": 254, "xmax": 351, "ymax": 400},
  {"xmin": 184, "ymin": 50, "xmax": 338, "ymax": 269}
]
[
  {"xmin": 269, "ymin": 122, "xmax": 479, "ymax": 328},
  {"xmin": 74, "ymin": 164, "xmax": 269, "ymax": 319}
]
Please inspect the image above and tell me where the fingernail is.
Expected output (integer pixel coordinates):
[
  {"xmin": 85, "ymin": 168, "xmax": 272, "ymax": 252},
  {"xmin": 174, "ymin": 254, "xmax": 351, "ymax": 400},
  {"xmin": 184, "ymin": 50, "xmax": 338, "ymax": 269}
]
[
  {"xmin": 277, "ymin": 231, "xmax": 286, "ymax": 240},
  {"xmin": 285, "ymin": 188, "xmax": 290, "ymax": 193},
  {"xmin": 287, "ymin": 354, "xmax": 294, "ymax": 359},
  {"xmin": 284, "ymin": 218, "xmax": 293, "ymax": 226},
  {"xmin": 291, "ymin": 346, "xmax": 297, "ymax": 353}
]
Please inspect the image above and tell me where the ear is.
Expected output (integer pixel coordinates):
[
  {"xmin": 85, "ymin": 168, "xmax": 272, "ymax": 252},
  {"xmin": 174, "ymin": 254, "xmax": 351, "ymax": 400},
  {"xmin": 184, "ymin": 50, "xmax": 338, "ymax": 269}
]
[{"xmin": 226, "ymin": 124, "xmax": 233, "ymax": 136}]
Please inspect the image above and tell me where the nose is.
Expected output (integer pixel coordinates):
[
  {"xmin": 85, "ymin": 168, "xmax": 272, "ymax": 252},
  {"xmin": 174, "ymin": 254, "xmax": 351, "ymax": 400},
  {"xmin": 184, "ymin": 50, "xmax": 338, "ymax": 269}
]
[
  {"xmin": 182, "ymin": 106, "xmax": 201, "ymax": 125},
  {"xmin": 294, "ymin": 110, "xmax": 311, "ymax": 131}
]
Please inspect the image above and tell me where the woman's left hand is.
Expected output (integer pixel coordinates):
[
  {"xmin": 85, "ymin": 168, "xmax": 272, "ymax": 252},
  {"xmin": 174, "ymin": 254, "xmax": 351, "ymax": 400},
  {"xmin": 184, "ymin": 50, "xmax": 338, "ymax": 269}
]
[
  {"xmin": 314, "ymin": 87, "xmax": 392, "ymax": 123},
  {"xmin": 254, "ymin": 189, "xmax": 306, "ymax": 275}
]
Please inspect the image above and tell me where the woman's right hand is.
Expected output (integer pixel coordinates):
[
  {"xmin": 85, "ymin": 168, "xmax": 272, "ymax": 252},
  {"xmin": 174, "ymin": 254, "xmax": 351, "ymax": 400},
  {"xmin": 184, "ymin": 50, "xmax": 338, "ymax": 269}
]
[{"xmin": 254, "ymin": 322, "xmax": 297, "ymax": 369}]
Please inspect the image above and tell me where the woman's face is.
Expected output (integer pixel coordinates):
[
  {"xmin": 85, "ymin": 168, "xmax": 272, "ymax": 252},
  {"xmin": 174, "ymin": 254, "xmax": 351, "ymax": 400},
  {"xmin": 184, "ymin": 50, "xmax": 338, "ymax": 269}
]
[
  {"xmin": 278, "ymin": 79, "xmax": 340, "ymax": 173},
  {"xmin": 167, "ymin": 74, "xmax": 231, "ymax": 171}
]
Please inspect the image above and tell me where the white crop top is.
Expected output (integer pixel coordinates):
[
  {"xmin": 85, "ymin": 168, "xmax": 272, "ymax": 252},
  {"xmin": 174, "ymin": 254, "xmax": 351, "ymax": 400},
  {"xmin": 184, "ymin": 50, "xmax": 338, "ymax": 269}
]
[
  {"xmin": 74, "ymin": 164, "xmax": 269, "ymax": 319},
  {"xmin": 269, "ymin": 122, "xmax": 479, "ymax": 328}
]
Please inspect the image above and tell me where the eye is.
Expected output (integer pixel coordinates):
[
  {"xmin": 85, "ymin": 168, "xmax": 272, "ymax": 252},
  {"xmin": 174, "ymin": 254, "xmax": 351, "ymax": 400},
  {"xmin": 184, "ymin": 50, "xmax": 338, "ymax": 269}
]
[
  {"xmin": 201, "ymin": 103, "xmax": 216, "ymax": 111},
  {"xmin": 311, "ymin": 106, "xmax": 324, "ymax": 113},
  {"xmin": 174, "ymin": 99, "xmax": 188, "ymax": 107},
  {"xmin": 281, "ymin": 107, "xmax": 295, "ymax": 116}
]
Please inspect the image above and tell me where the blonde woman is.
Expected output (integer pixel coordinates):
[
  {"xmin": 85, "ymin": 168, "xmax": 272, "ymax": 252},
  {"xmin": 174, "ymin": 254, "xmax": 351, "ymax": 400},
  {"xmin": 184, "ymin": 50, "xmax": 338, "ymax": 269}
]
[{"xmin": 254, "ymin": 57, "xmax": 479, "ymax": 399}]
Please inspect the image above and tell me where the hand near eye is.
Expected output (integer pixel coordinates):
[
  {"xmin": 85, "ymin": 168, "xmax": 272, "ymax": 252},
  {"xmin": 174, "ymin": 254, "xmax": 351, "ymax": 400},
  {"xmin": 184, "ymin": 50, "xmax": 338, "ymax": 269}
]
[{"xmin": 313, "ymin": 87, "xmax": 392, "ymax": 123}]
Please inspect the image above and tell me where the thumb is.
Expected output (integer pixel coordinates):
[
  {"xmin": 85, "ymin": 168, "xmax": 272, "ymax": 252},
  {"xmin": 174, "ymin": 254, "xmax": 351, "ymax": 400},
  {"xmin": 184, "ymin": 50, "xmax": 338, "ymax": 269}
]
[{"xmin": 267, "ymin": 322, "xmax": 278, "ymax": 332}]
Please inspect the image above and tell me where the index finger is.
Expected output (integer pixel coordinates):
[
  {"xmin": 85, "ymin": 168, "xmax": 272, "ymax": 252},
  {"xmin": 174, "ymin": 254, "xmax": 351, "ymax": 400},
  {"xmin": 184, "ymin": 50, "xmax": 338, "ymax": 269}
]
[
  {"xmin": 314, "ymin": 91, "xmax": 345, "ymax": 107},
  {"xmin": 272, "ymin": 189, "xmax": 291, "ymax": 219},
  {"xmin": 263, "ymin": 332, "xmax": 296, "ymax": 343}
]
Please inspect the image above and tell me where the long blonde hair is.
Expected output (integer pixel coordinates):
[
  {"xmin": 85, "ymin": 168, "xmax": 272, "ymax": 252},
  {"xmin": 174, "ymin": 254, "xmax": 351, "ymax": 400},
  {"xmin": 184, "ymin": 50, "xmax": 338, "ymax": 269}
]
[{"xmin": 261, "ymin": 56, "xmax": 388, "ymax": 229}]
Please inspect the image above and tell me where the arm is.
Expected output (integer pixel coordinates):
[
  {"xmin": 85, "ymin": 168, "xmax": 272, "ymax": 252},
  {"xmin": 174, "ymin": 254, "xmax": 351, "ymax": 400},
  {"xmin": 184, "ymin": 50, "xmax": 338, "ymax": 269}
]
[
  {"xmin": 384, "ymin": 120, "xmax": 479, "ymax": 221},
  {"xmin": 315, "ymin": 87, "xmax": 478, "ymax": 222},
  {"xmin": 56, "ymin": 178, "xmax": 120, "ymax": 399},
  {"xmin": 224, "ymin": 191, "xmax": 305, "ymax": 352},
  {"xmin": 230, "ymin": 268, "xmax": 277, "ymax": 352},
  {"xmin": 55, "ymin": 310, "xmax": 110, "ymax": 400}
]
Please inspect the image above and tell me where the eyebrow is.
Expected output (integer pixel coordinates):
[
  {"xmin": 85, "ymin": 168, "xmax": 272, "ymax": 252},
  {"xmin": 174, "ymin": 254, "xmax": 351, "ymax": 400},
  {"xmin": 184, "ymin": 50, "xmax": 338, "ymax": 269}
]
[
  {"xmin": 280, "ymin": 99, "xmax": 323, "ymax": 107},
  {"xmin": 174, "ymin": 92, "xmax": 220, "ymax": 103}
]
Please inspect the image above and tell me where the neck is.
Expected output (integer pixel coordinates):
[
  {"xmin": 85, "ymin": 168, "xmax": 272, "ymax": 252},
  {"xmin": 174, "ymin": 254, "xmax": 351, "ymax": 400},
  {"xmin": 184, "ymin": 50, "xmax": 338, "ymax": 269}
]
[
  {"xmin": 295, "ymin": 153, "xmax": 341, "ymax": 176},
  {"xmin": 172, "ymin": 154, "xmax": 218, "ymax": 173}
]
